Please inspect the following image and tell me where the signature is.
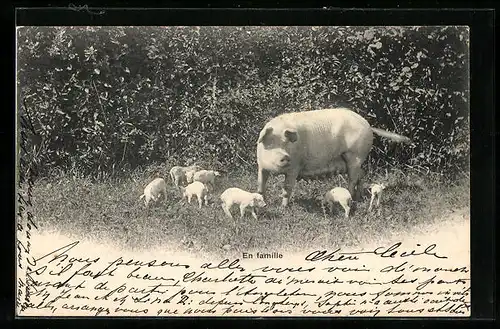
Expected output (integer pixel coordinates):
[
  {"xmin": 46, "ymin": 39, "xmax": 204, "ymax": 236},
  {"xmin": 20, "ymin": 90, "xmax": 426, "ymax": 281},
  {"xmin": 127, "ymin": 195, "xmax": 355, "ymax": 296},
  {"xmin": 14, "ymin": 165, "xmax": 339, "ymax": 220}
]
[{"xmin": 305, "ymin": 242, "xmax": 447, "ymax": 262}]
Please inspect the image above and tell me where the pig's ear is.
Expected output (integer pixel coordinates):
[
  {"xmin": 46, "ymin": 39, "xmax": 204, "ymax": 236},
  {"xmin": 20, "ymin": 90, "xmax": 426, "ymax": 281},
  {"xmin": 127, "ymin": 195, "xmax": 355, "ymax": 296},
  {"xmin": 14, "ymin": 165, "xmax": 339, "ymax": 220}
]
[
  {"xmin": 284, "ymin": 129, "xmax": 298, "ymax": 143},
  {"xmin": 257, "ymin": 126, "xmax": 273, "ymax": 144}
]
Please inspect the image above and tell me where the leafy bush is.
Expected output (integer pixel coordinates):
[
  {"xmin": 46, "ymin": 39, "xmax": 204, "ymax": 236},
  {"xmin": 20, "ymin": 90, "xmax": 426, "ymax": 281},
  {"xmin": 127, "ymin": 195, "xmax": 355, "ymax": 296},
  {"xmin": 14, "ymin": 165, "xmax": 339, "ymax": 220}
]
[{"xmin": 17, "ymin": 26, "xmax": 469, "ymax": 178}]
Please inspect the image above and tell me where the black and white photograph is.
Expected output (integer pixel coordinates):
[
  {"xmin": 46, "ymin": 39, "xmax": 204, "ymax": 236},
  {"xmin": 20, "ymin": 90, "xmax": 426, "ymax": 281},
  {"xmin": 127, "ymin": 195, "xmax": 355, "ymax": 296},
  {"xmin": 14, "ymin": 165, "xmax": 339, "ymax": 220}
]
[{"xmin": 16, "ymin": 24, "xmax": 471, "ymax": 317}]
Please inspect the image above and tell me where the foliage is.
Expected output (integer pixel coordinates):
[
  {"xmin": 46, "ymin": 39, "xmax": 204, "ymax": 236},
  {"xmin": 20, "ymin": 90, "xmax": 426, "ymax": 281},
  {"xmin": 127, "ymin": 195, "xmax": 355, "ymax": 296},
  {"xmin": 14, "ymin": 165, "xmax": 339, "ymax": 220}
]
[{"xmin": 17, "ymin": 26, "xmax": 469, "ymax": 178}]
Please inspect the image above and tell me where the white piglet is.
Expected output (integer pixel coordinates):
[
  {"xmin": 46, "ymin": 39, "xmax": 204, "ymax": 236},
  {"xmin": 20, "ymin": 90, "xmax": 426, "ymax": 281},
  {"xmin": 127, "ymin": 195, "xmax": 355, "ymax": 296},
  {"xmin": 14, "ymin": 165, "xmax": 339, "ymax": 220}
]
[
  {"xmin": 185, "ymin": 165, "xmax": 203, "ymax": 184},
  {"xmin": 140, "ymin": 178, "xmax": 168, "ymax": 207},
  {"xmin": 322, "ymin": 187, "xmax": 352, "ymax": 218},
  {"xmin": 368, "ymin": 183, "xmax": 386, "ymax": 211},
  {"xmin": 193, "ymin": 170, "xmax": 220, "ymax": 189},
  {"xmin": 182, "ymin": 181, "xmax": 209, "ymax": 208},
  {"xmin": 170, "ymin": 165, "xmax": 202, "ymax": 187},
  {"xmin": 220, "ymin": 187, "xmax": 266, "ymax": 222},
  {"xmin": 185, "ymin": 168, "xmax": 197, "ymax": 184},
  {"xmin": 169, "ymin": 166, "xmax": 187, "ymax": 187}
]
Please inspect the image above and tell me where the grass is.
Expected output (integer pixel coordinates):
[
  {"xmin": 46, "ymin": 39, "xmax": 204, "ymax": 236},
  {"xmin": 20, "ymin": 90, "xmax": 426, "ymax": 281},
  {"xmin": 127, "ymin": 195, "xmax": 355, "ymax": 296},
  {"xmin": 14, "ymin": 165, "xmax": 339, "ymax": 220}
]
[{"xmin": 29, "ymin": 162, "xmax": 470, "ymax": 259}]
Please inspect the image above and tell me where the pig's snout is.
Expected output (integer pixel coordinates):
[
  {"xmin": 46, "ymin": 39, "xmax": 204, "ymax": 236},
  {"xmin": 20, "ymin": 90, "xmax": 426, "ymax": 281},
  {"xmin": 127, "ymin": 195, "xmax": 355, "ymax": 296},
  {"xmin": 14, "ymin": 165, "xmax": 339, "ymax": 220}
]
[{"xmin": 279, "ymin": 154, "xmax": 291, "ymax": 166}]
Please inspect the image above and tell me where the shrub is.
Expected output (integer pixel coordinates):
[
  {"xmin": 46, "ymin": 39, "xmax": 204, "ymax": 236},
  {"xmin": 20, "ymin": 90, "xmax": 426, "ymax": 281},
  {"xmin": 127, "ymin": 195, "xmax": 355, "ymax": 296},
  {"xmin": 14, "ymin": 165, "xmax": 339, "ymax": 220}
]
[{"xmin": 17, "ymin": 26, "xmax": 469, "ymax": 178}]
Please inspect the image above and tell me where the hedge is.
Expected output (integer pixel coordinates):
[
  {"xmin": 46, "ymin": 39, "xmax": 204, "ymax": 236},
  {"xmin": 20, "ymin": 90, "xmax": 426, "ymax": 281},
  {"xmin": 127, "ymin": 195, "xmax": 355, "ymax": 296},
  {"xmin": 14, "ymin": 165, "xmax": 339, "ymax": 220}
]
[{"xmin": 17, "ymin": 26, "xmax": 469, "ymax": 178}]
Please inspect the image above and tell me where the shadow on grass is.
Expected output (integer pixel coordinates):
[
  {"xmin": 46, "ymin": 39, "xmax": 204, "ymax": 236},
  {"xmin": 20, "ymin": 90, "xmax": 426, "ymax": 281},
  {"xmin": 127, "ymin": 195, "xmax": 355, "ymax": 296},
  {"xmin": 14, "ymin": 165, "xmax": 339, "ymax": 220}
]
[
  {"xmin": 294, "ymin": 197, "xmax": 324, "ymax": 216},
  {"xmin": 294, "ymin": 195, "xmax": 366, "ymax": 219}
]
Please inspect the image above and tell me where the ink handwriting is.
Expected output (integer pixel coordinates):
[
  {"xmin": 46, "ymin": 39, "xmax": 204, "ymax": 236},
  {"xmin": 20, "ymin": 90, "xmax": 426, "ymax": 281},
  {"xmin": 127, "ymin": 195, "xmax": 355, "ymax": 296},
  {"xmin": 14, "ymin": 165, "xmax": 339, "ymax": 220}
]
[
  {"xmin": 17, "ymin": 222, "xmax": 468, "ymax": 317},
  {"xmin": 306, "ymin": 242, "xmax": 447, "ymax": 263}
]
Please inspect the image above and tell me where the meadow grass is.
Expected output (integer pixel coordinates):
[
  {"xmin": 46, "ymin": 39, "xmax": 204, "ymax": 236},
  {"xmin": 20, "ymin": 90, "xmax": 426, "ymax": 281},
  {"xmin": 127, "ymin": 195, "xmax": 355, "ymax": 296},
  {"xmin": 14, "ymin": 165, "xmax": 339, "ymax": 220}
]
[{"xmin": 29, "ymin": 162, "xmax": 470, "ymax": 259}]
